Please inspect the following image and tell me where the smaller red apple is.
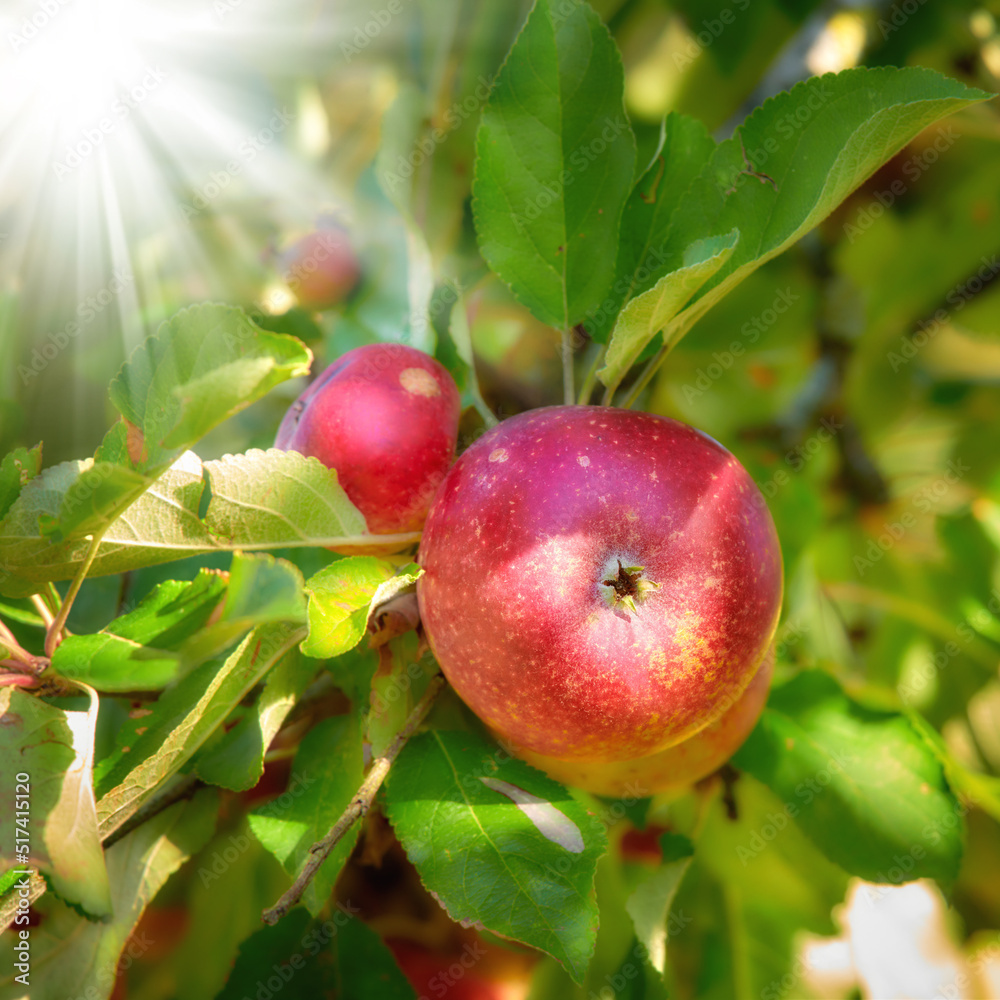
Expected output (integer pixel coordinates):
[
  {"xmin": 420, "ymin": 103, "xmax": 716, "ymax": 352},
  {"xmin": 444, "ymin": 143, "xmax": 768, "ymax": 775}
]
[
  {"xmin": 387, "ymin": 936, "xmax": 536, "ymax": 1000},
  {"xmin": 514, "ymin": 644, "xmax": 774, "ymax": 798},
  {"xmin": 275, "ymin": 344, "xmax": 461, "ymax": 540},
  {"xmin": 281, "ymin": 228, "xmax": 361, "ymax": 310}
]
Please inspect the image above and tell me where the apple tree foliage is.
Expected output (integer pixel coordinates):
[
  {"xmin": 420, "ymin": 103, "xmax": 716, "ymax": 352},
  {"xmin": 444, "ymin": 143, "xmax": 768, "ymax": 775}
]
[{"xmin": 1, "ymin": 0, "xmax": 999, "ymax": 997}]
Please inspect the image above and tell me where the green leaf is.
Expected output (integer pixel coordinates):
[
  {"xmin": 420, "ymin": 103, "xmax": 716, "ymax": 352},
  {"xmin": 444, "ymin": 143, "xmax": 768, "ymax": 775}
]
[
  {"xmin": 95, "ymin": 621, "xmax": 305, "ymax": 839},
  {"xmin": 249, "ymin": 712, "xmax": 364, "ymax": 915},
  {"xmin": 624, "ymin": 833, "xmax": 693, "ymax": 976},
  {"xmin": 110, "ymin": 303, "xmax": 311, "ymax": 466},
  {"xmin": 472, "ymin": 0, "xmax": 636, "ymax": 330},
  {"xmin": 17, "ymin": 305, "xmax": 312, "ymax": 552},
  {"xmin": 301, "ymin": 556, "xmax": 396, "ymax": 659},
  {"xmin": 214, "ymin": 909, "xmax": 331, "ymax": 1000},
  {"xmin": 655, "ymin": 68, "xmax": 992, "ymax": 355},
  {"xmin": 166, "ymin": 822, "xmax": 291, "ymax": 1000},
  {"xmin": 0, "ymin": 449, "xmax": 370, "ymax": 596},
  {"xmin": 368, "ymin": 561, "xmax": 423, "ymax": 619},
  {"xmin": 196, "ymin": 647, "xmax": 317, "ymax": 792},
  {"xmin": 384, "ymin": 729, "xmax": 607, "ymax": 983},
  {"xmin": 0, "ymin": 686, "xmax": 110, "ymax": 918},
  {"xmin": 588, "ymin": 111, "xmax": 717, "ymax": 343},
  {"xmin": 0, "ymin": 445, "xmax": 41, "ymax": 523},
  {"xmin": 733, "ymin": 670, "xmax": 964, "ymax": 883},
  {"xmin": 214, "ymin": 906, "xmax": 416, "ymax": 1000},
  {"xmin": 332, "ymin": 916, "xmax": 418, "ymax": 999},
  {"xmin": 324, "ymin": 643, "xmax": 380, "ymax": 708},
  {"xmin": 179, "ymin": 552, "xmax": 307, "ymax": 666},
  {"xmin": 50, "ymin": 570, "xmax": 228, "ymax": 691},
  {"xmin": 36, "ymin": 461, "xmax": 152, "ymax": 543},
  {"xmin": 598, "ymin": 230, "xmax": 739, "ymax": 394},
  {"xmin": 907, "ymin": 709, "xmax": 1000, "ymax": 825},
  {"xmin": 0, "ymin": 790, "xmax": 217, "ymax": 1000}
]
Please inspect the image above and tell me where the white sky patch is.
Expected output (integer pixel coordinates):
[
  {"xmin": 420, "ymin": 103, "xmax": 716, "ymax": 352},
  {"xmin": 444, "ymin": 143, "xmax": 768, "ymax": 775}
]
[{"xmin": 479, "ymin": 777, "xmax": 584, "ymax": 853}]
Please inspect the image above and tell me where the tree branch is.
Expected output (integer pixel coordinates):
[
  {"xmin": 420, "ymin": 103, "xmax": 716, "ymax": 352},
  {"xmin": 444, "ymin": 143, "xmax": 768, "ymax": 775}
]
[{"xmin": 261, "ymin": 672, "xmax": 446, "ymax": 925}]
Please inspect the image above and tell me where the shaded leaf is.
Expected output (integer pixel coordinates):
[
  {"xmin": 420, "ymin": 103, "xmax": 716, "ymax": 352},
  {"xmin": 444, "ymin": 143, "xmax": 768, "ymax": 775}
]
[
  {"xmin": 249, "ymin": 712, "xmax": 364, "ymax": 915},
  {"xmin": 655, "ymin": 68, "xmax": 992, "ymax": 355},
  {"xmin": 110, "ymin": 303, "xmax": 311, "ymax": 466},
  {"xmin": 0, "ymin": 790, "xmax": 217, "ymax": 1000},
  {"xmin": 196, "ymin": 647, "xmax": 317, "ymax": 792},
  {"xmin": 95, "ymin": 622, "xmax": 305, "ymax": 839},
  {"xmin": 624, "ymin": 833, "xmax": 693, "ymax": 976},
  {"xmin": 384, "ymin": 729, "xmax": 607, "ymax": 983},
  {"xmin": 0, "ymin": 685, "xmax": 109, "ymax": 918},
  {"xmin": 733, "ymin": 671, "xmax": 964, "ymax": 883},
  {"xmin": 588, "ymin": 111, "xmax": 717, "ymax": 342},
  {"xmin": 0, "ymin": 446, "xmax": 41, "ymax": 523}
]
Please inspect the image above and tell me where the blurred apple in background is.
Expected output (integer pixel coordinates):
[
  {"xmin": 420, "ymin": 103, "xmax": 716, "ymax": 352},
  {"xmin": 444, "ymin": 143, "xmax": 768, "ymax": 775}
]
[{"xmin": 281, "ymin": 225, "xmax": 361, "ymax": 311}]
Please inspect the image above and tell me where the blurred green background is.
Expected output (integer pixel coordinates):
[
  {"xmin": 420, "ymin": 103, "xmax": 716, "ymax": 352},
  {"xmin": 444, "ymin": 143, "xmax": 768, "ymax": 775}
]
[{"xmin": 2, "ymin": 0, "xmax": 1000, "ymax": 997}]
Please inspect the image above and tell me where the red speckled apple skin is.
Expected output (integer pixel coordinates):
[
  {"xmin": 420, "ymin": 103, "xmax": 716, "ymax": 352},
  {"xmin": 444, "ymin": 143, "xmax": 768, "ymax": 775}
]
[
  {"xmin": 417, "ymin": 406, "xmax": 782, "ymax": 762},
  {"xmin": 516, "ymin": 642, "xmax": 775, "ymax": 795},
  {"xmin": 276, "ymin": 343, "xmax": 460, "ymax": 535}
]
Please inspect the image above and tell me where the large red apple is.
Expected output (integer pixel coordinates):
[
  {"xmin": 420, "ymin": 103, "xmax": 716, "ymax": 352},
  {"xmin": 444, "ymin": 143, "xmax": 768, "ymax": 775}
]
[
  {"xmin": 515, "ymin": 643, "xmax": 774, "ymax": 797},
  {"xmin": 275, "ymin": 344, "xmax": 461, "ymax": 536},
  {"xmin": 417, "ymin": 406, "xmax": 782, "ymax": 762},
  {"xmin": 281, "ymin": 228, "xmax": 361, "ymax": 311}
]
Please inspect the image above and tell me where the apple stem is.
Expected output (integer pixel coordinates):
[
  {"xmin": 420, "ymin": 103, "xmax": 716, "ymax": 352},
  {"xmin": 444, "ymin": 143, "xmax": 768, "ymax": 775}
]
[
  {"xmin": 561, "ymin": 328, "xmax": 575, "ymax": 406},
  {"xmin": 620, "ymin": 341, "xmax": 671, "ymax": 410},
  {"xmin": 577, "ymin": 344, "xmax": 606, "ymax": 405},
  {"xmin": 261, "ymin": 671, "xmax": 447, "ymax": 926}
]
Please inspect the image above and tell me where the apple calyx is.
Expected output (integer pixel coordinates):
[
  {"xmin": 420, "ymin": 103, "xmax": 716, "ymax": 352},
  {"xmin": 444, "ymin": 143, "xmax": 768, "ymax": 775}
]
[{"xmin": 600, "ymin": 559, "xmax": 659, "ymax": 614}]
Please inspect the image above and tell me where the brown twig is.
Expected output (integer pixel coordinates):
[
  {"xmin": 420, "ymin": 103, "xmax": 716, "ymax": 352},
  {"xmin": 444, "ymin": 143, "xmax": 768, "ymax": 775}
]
[{"xmin": 261, "ymin": 672, "xmax": 446, "ymax": 925}]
